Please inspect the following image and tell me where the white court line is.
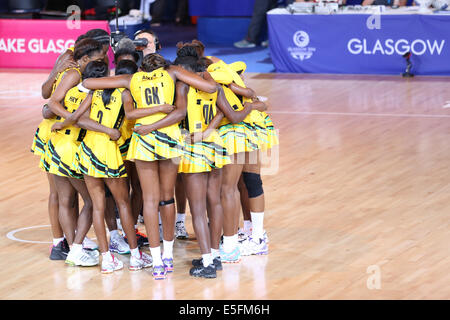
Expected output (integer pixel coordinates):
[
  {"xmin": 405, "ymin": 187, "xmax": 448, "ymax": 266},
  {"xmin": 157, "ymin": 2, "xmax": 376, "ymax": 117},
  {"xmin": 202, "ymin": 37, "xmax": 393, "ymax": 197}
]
[
  {"xmin": 6, "ymin": 224, "xmax": 97, "ymax": 245},
  {"xmin": 6, "ymin": 225, "xmax": 52, "ymax": 244},
  {"xmin": 270, "ymin": 111, "xmax": 450, "ymax": 119}
]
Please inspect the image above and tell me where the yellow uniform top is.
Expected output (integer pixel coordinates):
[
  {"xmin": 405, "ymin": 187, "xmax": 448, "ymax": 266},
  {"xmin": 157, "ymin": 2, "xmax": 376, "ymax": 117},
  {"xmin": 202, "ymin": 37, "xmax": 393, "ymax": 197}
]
[
  {"xmin": 52, "ymin": 67, "xmax": 81, "ymax": 96},
  {"xmin": 206, "ymin": 60, "xmax": 233, "ymax": 85},
  {"xmin": 208, "ymin": 59, "xmax": 263, "ymax": 126},
  {"xmin": 52, "ymin": 67, "xmax": 82, "ymax": 124},
  {"xmin": 89, "ymin": 88, "xmax": 126, "ymax": 130},
  {"xmin": 129, "ymin": 68, "xmax": 175, "ymax": 126},
  {"xmin": 56, "ymin": 86, "xmax": 87, "ymax": 141},
  {"xmin": 68, "ymin": 46, "xmax": 75, "ymax": 52},
  {"xmin": 181, "ymin": 86, "xmax": 218, "ymax": 134}
]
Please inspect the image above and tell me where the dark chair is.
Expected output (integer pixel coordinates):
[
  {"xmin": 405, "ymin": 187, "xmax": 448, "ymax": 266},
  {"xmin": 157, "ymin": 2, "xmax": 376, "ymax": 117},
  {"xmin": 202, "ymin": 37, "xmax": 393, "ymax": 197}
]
[{"xmin": 7, "ymin": 0, "xmax": 44, "ymax": 13}]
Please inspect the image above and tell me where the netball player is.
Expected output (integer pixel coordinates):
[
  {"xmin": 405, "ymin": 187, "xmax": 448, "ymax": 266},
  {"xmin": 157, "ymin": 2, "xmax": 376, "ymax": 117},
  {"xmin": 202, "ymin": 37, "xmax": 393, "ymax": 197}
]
[
  {"xmin": 223, "ymin": 61, "xmax": 278, "ymax": 256},
  {"xmin": 80, "ymin": 53, "xmax": 218, "ymax": 279},
  {"xmin": 53, "ymin": 60, "xmax": 153, "ymax": 274},
  {"xmin": 205, "ymin": 59, "xmax": 268, "ymax": 263},
  {"xmin": 46, "ymin": 61, "xmax": 121, "ymax": 266},
  {"xmin": 172, "ymin": 46, "xmax": 231, "ymax": 278},
  {"xmin": 32, "ymin": 38, "xmax": 105, "ymax": 259}
]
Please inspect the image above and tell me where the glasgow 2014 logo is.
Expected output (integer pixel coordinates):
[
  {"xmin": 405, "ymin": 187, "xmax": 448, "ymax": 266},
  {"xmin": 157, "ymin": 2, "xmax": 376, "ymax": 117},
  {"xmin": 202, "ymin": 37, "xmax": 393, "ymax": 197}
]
[{"xmin": 289, "ymin": 30, "xmax": 316, "ymax": 61}]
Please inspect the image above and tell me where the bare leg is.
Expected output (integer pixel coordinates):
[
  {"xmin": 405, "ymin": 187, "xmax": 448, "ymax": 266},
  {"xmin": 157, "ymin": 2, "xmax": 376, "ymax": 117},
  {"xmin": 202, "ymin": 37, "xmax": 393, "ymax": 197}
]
[
  {"xmin": 206, "ymin": 169, "xmax": 224, "ymax": 251},
  {"xmin": 83, "ymin": 175, "xmax": 108, "ymax": 253},
  {"xmin": 47, "ymin": 173, "xmax": 63, "ymax": 239},
  {"xmin": 69, "ymin": 178, "xmax": 93, "ymax": 245},
  {"xmin": 53, "ymin": 175, "xmax": 77, "ymax": 245},
  {"xmin": 104, "ymin": 178, "xmax": 138, "ymax": 250},
  {"xmin": 125, "ymin": 161, "xmax": 143, "ymax": 225},
  {"xmin": 221, "ymin": 154, "xmax": 244, "ymax": 237},
  {"xmin": 183, "ymin": 172, "xmax": 210, "ymax": 254},
  {"xmin": 135, "ymin": 160, "xmax": 160, "ymax": 248},
  {"xmin": 238, "ymin": 174, "xmax": 251, "ymax": 221},
  {"xmin": 158, "ymin": 159, "xmax": 179, "ymax": 242}
]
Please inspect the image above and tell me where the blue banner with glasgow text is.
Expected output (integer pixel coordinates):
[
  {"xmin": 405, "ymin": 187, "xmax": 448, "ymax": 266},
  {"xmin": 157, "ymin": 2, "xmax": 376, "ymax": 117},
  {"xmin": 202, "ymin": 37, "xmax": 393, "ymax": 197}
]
[{"xmin": 267, "ymin": 13, "xmax": 450, "ymax": 75}]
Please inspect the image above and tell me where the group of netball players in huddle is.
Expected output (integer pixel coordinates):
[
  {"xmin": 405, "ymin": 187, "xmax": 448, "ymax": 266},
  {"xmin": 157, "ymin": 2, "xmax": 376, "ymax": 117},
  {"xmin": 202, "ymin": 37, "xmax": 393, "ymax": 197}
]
[{"xmin": 31, "ymin": 28, "xmax": 278, "ymax": 279}]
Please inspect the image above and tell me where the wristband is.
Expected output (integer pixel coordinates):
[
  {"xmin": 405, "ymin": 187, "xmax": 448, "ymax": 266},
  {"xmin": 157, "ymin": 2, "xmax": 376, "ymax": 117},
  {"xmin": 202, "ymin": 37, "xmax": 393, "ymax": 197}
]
[{"xmin": 77, "ymin": 83, "xmax": 91, "ymax": 93}]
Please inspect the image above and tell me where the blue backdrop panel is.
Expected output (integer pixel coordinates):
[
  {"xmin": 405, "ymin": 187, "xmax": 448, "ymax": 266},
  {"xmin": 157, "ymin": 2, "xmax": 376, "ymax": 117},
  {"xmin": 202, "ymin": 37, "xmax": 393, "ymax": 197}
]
[
  {"xmin": 197, "ymin": 17, "xmax": 251, "ymax": 45},
  {"xmin": 189, "ymin": 0, "xmax": 255, "ymax": 17},
  {"xmin": 268, "ymin": 13, "xmax": 450, "ymax": 75}
]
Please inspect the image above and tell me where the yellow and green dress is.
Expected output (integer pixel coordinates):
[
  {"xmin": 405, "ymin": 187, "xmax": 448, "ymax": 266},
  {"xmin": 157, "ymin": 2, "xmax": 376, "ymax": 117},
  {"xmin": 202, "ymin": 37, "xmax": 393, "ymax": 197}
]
[
  {"xmin": 77, "ymin": 88, "xmax": 127, "ymax": 178},
  {"xmin": 178, "ymin": 86, "xmax": 231, "ymax": 173},
  {"xmin": 226, "ymin": 61, "xmax": 279, "ymax": 151},
  {"xmin": 207, "ymin": 60, "xmax": 260, "ymax": 155},
  {"xmin": 45, "ymin": 85, "xmax": 87, "ymax": 179},
  {"xmin": 117, "ymin": 99, "xmax": 136, "ymax": 161},
  {"xmin": 126, "ymin": 68, "xmax": 184, "ymax": 162},
  {"xmin": 30, "ymin": 67, "xmax": 82, "ymax": 171}
]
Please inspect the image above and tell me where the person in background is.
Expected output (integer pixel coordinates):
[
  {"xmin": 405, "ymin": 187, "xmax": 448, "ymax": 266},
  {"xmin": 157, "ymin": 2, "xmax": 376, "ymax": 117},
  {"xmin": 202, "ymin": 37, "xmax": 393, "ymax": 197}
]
[
  {"xmin": 135, "ymin": 29, "xmax": 161, "ymax": 58},
  {"xmin": 234, "ymin": 0, "xmax": 278, "ymax": 49},
  {"xmin": 361, "ymin": 0, "xmax": 407, "ymax": 6},
  {"xmin": 150, "ymin": 0, "xmax": 189, "ymax": 26}
]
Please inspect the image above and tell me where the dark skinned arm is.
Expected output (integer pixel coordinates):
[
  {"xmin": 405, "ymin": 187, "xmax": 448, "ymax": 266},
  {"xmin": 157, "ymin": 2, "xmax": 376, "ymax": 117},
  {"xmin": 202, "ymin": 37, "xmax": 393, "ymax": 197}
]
[
  {"xmin": 82, "ymin": 74, "xmax": 132, "ymax": 91},
  {"xmin": 51, "ymin": 92, "xmax": 93, "ymax": 131},
  {"xmin": 245, "ymin": 100, "xmax": 268, "ymax": 112},
  {"xmin": 215, "ymin": 85, "xmax": 253, "ymax": 124},
  {"xmin": 122, "ymin": 89, "xmax": 175, "ymax": 120},
  {"xmin": 77, "ymin": 113, "xmax": 121, "ymax": 141},
  {"xmin": 228, "ymin": 82, "xmax": 257, "ymax": 100},
  {"xmin": 189, "ymin": 110, "xmax": 224, "ymax": 144},
  {"xmin": 42, "ymin": 104, "xmax": 56, "ymax": 119},
  {"xmin": 51, "ymin": 93, "xmax": 120, "ymax": 141},
  {"xmin": 47, "ymin": 69, "xmax": 81, "ymax": 119},
  {"xmin": 169, "ymin": 65, "xmax": 217, "ymax": 94},
  {"xmin": 133, "ymin": 81, "xmax": 188, "ymax": 136},
  {"xmin": 42, "ymin": 49, "xmax": 77, "ymax": 99}
]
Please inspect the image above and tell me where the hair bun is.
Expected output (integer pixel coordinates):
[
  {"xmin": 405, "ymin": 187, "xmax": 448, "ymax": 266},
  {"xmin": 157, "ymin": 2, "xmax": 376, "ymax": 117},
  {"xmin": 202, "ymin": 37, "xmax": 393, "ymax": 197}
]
[{"xmin": 176, "ymin": 45, "xmax": 199, "ymax": 59}]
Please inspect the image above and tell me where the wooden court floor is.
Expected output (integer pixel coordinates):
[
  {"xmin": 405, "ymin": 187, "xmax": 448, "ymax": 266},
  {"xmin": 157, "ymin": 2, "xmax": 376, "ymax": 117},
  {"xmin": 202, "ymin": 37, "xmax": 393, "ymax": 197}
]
[{"xmin": 0, "ymin": 70, "xmax": 449, "ymax": 300}]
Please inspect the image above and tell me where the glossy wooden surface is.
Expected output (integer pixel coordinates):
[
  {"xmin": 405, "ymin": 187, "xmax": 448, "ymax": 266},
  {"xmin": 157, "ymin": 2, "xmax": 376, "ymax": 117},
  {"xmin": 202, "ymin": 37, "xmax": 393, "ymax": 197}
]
[{"xmin": 0, "ymin": 70, "xmax": 449, "ymax": 299}]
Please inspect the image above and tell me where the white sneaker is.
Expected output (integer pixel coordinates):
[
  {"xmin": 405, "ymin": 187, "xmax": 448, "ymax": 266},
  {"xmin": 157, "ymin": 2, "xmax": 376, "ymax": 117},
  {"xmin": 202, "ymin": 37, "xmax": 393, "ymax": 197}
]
[
  {"xmin": 109, "ymin": 235, "xmax": 131, "ymax": 255},
  {"xmin": 175, "ymin": 221, "xmax": 189, "ymax": 239},
  {"xmin": 82, "ymin": 237, "xmax": 98, "ymax": 250},
  {"xmin": 129, "ymin": 251, "xmax": 153, "ymax": 271},
  {"xmin": 101, "ymin": 255, "xmax": 124, "ymax": 274},
  {"xmin": 238, "ymin": 228, "xmax": 252, "ymax": 242},
  {"xmin": 65, "ymin": 248, "xmax": 99, "ymax": 267},
  {"xmin": 239, "ymin": 236, "xmax": 268, "ymax": 256}
]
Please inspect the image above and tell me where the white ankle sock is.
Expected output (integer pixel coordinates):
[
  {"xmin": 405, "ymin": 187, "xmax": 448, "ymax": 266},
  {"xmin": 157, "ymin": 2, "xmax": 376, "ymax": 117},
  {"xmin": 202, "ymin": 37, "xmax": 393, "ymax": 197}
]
[
  {"xmin": 162, "ymin": 240, "xmax": 174, "ymax": 259},
  {"xmin": 223, "ymin": 235, "xmax": 237, "ymax": 252},
  {"xmin": 243, "ymin": 220, "xmax": 252, "ymax": 232},
  {"xmin": 150, "ymin": 246, "xmax": 162, "ymax": 265},
  {"xmin": 250, "ymin": 211, "xmax": 264, "ymax": 239},
  {"xmin": 211, "ymin": 248, "xmax": 220, "ymax": 259},
  {"xmin": 109, "ymin": 230, "xmax": 120, "ymax": 240},
  {"xmin": 130, "ymin": 247, "xmax": 140, "ymax": 259},
  {"xmin": 53, "ymin": 237, "xmax": 64, "ymax": 246},
  {"xmin": 202, "ymin": 253, "xmax": 213, "ymax": 267}
]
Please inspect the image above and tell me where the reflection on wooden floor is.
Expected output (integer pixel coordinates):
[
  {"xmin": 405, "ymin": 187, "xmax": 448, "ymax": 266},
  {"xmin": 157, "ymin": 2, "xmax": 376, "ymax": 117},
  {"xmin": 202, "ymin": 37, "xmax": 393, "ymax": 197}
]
[{"xmin": 0, "ymin": 70, "xmax": 449, "ymax": 299}]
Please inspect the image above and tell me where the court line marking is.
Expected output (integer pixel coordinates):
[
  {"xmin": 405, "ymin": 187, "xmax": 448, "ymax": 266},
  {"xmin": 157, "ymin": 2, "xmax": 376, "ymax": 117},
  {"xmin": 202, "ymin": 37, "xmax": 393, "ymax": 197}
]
[
  {"xmin": 6, "ymin": 224, "xmax": 98, "ymax": 245},
  {"xmin": 6, "ymin": 225, "xmax": 52, "ymax": 244},
  {"xmin": 270, "ymin": 111, "xmax": 450, "ymax": 118}
]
